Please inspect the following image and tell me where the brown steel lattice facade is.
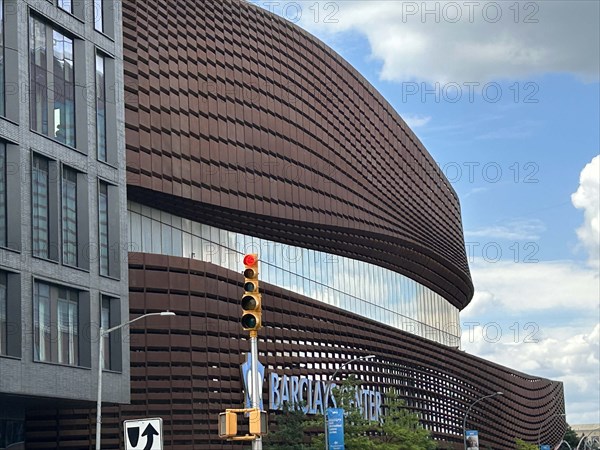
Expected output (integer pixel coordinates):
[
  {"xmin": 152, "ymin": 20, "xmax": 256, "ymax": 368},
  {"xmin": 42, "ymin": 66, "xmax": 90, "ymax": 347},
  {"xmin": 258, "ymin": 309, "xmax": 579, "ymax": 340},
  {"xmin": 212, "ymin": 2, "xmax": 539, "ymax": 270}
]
[
  {"xmin": 26, "ymin": 255, "xmax": 565, "ymax": 449},
  {"xmin": 24, "ymin": 0, "xmax": 566, "ymax": 448},
  {"xmin": 121, "ymin": 0, "xmax": 473, "ymax": 310}
]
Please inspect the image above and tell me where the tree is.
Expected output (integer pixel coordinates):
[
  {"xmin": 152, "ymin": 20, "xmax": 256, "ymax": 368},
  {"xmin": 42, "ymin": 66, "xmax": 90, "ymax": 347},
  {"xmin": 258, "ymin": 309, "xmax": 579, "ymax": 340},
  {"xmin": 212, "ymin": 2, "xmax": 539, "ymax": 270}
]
[
  {"xmin": 264, "ymin": 377, "xmax": 437, "ymax": 450},
  {"xmin": 312, "ymin": 377, "xmax": 437, "ymax": 450},
  {"xmin": 377, "ymin": 390, "xmax": 437, "ymax": 450},
  {"xmin": 263, "ymin": 403, "xmax": 315, "ymax": 450},
  {"xmin": 515, "ymin": 438, "xmax": 539, "ymax": 450},
  {"xmin": 564, "ymin": 425, "xmax": 581, "ymax": 448}
]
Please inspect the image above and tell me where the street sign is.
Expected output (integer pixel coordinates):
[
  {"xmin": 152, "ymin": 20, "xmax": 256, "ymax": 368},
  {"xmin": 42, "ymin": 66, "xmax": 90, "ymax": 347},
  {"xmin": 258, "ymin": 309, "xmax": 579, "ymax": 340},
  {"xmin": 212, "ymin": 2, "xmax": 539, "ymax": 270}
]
[
  {"xmin": 540, "ymin": 445, "xmax": 551, "ymax": 450},
  {"xmin": 124, "ymin": 418, "xmax": 163, "ymax": 450},
  {"xmin": 241, "ymin": 352, "xmax": 265, "ymax": 410},
  {"xmin": 327, "ymin": 408, "xmax": 345, "ymax": 450},
  {"xmin": 466, "ymin": 430, "xmax": 479, "ymax": 449}
]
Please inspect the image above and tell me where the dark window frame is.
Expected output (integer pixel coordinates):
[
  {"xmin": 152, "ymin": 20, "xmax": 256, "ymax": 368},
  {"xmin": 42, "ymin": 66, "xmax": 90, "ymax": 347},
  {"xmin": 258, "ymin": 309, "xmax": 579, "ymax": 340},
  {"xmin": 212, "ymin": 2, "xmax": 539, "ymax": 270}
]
[
  {"xmin": 95, "ymin": 51, "xmax": 107, "ymax": 162},
  {"xmin": 99, "ymin": 294, "xmax": 122, "ymax": 372},
  {"xmin": 31, "ymin": 153, "xmax": 51, "ymax": 259}
]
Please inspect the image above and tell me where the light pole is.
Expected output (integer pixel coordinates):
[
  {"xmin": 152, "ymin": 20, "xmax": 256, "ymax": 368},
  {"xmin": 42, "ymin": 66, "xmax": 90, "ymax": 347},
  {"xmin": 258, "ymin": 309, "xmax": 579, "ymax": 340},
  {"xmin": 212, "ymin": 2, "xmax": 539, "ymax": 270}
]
[
  {"xmin": 537, "ymin": 413, "xmax": 567, "ymax": 448},
  {"xmin": 95, "ymin": 311, "xmax": 175, "ymax": 450},
  {"xmin": 462, "ymin": 391, "xmax": 503, "ymax": 450},
  {"xmin": 323, "ymin": 354, "xmax": 376, "ymax": 450}
]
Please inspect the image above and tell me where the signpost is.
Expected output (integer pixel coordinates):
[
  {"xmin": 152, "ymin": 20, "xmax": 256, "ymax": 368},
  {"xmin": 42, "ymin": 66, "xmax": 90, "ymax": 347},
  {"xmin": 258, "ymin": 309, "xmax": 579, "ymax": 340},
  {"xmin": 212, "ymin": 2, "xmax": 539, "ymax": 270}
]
[
  {"xmin": 327, "ymin": 408, "xmax": 345, "ymax": 450},
  {"xmin": 124, "ymin": 418, "xmax": 163, "ymax": 450},
  {"xmin": 466, "ymin": 430, "xmax": 479, "ymax": 450}
]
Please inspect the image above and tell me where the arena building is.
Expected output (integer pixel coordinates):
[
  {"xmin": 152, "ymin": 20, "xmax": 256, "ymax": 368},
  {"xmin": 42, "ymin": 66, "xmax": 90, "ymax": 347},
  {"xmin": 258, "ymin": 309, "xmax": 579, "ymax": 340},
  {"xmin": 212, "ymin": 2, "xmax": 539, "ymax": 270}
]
[{"xmin": 1, "ymin": 0, "xmax": 566, "ymax": 449}]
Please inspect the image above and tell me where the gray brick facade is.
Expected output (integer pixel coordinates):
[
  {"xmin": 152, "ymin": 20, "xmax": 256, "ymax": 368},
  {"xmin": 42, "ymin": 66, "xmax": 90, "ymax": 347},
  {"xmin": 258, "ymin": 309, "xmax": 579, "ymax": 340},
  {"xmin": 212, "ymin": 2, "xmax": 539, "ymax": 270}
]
[{"xmin": 0, "ymin": 0, "xmax": 129, "ymax": 424}]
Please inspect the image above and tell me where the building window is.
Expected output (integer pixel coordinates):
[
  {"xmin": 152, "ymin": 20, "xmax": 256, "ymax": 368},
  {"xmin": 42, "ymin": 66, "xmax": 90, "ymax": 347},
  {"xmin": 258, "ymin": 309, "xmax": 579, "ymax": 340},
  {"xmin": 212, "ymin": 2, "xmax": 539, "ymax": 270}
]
[
  {"xmin": 34, "ymin": 280, "xmax": 79, "ymax": 365},
  {"xmin": 33, "ymin": 281, "xmax": 51, "ymax": 362},
  {"xmin": 32, "ymin": 155, "xmax": 50, "ymax": 258},
  {"xmin": 96, "ymin": 52, "xmax": 106, "ymax": 161},
  {"xmin": 101, "ymin": 296, "xmax": 110, "ymax": 369},
  {"xmin": 0, "ymin": 271, "xmax": 6, "ymax": 355},
  {"xmin": 98, "ymin": 182, "xmax": 109, "ymax": 276},
  {"xmin": 1, "ymin": 0, "xmax": 5, "ymax": 117},
  {"xmin": 0, "ymin": 142, "xmax": 6, "ymax": 248},
  {"xmin": 29, "ymin": 15, "xmax": 75, "ymax": 147},
  {"xmin": 61, "ymin": 166, "xmax": 78, "ymax": 266},
  {"xmin": 94, "ymin": 0, "xmax": 104, "ymax": 32},
  {"xmin": 57, "ymin": 0, "xmax": 72, "ymax": 14},
  {"xmin": 100, "ymin": 295, "xmax": 121, "ymax": 371},
  {"xmin": 57, "ymin": 287, "xmax": 78, "ymax": 365}
]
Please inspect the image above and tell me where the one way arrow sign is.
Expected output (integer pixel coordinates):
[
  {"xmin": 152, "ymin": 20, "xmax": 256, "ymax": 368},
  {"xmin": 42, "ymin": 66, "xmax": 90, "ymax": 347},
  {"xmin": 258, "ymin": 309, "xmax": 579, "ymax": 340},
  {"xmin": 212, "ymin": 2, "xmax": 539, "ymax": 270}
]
[{"xmin": 124, "ymin": 418, "xmax": 163, "ymax": 450}]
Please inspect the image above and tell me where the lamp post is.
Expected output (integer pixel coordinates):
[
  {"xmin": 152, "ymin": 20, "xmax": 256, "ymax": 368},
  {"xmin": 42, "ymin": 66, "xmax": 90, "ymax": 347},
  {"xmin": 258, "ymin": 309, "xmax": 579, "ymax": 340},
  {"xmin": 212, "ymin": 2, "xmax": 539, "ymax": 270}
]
[
  {"xmin": 537, "ymin": 413, "xmax": 567, "ymax": 448},
  {"xmin": 462, "ymin": 391, "xmax": 503, "ymax": 450},
  {"xmin": 323, "ymin": 354, "xmax": 376, "ymax": 450},
  {"xmin": 95, "ymin": 311, "xmax": 175, "ymax": 450}
]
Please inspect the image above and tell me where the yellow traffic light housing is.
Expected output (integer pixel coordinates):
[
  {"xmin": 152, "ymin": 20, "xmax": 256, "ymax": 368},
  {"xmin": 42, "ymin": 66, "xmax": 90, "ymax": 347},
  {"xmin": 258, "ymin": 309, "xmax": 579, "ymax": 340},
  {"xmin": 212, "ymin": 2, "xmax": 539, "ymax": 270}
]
[
  {"xmin": 242, "ymin": 254, "xmax": 262, "ymax": 331},
  {"xmin": 217, "ymin": 408, "xmax": 268, "ymax": 440},
  {"xmin": 218, "ymin": 411, "xmax": 237, "ymax": 438},
  {"xmin": 249, "ymin": 409, "xmax": 268, "ymax": 436}
]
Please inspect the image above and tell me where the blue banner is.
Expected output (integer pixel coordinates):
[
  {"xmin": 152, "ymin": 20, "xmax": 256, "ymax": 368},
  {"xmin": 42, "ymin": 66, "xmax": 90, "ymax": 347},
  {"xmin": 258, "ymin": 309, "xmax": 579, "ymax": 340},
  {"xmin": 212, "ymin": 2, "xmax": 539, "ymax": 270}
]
[
  {"xmin": 327, "ymin": 408, "xmax": 345, "ymax": 450},
  {"xmin": 466, "ymin": 430, "xmax": 479, "ymax": 449}
]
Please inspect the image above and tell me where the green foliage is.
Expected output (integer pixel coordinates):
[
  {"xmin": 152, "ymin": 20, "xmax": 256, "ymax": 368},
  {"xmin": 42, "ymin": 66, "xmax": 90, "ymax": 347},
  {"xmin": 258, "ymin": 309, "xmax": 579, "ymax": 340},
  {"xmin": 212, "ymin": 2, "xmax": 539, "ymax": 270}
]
[
  {"xmin": 515, "ymin": 438, "xmax": 539, "ymax": 450},
  {"xmin": 263, "ymin": 403, "xmax": 315, "ymax": 450},
  {"xmin": 318, "ymin": 376, "xmax": 437, "ymax": 450},
  {"xmin": 264, "ymin": 377, "xmax": 437, "ymax": 450},
  {"xmin": 563, "ymin": 425, "xmax": 581, "ymax": 448}
]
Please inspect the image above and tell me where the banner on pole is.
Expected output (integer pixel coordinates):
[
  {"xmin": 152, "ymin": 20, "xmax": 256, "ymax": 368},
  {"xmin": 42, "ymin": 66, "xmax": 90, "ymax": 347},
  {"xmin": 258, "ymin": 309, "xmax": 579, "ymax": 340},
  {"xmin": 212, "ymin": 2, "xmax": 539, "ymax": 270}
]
[
  {"xmin": 466, "ymin": 430, "xmax": 479, "ymax": 449},
  {"xmin": 327, "ymin": 408, "xmax": 345, "ymax": 450}
]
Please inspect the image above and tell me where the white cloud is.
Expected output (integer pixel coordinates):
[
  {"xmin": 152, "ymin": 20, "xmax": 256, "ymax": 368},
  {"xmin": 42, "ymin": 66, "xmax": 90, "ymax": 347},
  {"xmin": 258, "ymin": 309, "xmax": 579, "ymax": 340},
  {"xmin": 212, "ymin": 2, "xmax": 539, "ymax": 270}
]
[
  {"xmin": 465, "ymin": 219, "xmax": 546, "ymax": 241},
  {"xmin": 402, "ymin": 114, "xmax": 431, "ymax": 128},
  {"xmin": 462, "ymin": 323, "xmax": 600, "ymax": 425},
  {"xmin": 296, "ymin": 1, "xmax": 600, "ymax": 84},
  {"xmin": 464, "ymin": 259, "xmax": 599, "ymax": 316},
  {"xmin": 571, "ymin": 155, "xmax": 600, "ymax": 268},
  {"xmin": 461, "ymin": 257, "xmax": 600, "ymax": 424}
]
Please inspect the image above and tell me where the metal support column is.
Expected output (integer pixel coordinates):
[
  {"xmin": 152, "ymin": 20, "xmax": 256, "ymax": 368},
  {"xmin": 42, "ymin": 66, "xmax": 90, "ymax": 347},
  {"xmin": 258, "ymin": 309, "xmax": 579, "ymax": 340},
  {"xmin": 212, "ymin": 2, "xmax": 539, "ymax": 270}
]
[{"xmin": 250, "ymin": 331, "xmax": 262, "ymax": 450}]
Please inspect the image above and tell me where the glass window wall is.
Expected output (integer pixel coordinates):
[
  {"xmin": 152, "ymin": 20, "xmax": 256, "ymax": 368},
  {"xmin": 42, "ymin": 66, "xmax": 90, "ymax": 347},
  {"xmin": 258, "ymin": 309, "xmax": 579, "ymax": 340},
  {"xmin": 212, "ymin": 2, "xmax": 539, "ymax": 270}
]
[{"xmin": 127, "ymin": 201, "xmax": 461, "ymax": 346}]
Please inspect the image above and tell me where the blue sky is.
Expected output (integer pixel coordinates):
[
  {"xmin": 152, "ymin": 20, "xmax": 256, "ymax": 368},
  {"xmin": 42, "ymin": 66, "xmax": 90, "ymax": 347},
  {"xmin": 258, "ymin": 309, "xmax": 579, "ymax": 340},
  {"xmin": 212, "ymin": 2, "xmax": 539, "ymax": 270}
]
[{"xmin": 252, "ymin": 1, "xmax": 600, "ymax": 426}]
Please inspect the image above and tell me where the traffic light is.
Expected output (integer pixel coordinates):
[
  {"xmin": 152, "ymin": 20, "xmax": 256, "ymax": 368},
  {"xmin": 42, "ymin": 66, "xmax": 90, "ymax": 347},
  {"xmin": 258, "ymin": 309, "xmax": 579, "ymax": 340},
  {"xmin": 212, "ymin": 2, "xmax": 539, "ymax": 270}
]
[
  {"xmin": 241, "ymin": 254, "xmax": 261, "ymax": 331},
  {"xmin": 249, "ymin": 409, "xmax": 268, "ymax": 436},
  {"xmin": 218, "ymin": 411, "xmax": 237, "ymax": 438}
]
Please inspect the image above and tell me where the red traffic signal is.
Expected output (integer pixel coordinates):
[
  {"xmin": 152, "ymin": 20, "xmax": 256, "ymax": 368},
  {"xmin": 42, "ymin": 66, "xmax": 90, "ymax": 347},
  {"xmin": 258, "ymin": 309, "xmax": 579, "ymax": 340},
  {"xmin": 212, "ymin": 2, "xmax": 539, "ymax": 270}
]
[{"xmin": 242, "ymin": 254, "xmax": 261, "ymax": 331}]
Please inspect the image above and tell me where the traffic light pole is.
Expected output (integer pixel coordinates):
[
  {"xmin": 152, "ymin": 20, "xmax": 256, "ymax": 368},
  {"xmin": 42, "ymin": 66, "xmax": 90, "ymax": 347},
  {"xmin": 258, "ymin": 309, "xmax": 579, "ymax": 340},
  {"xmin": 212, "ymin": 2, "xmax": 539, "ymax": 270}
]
[{"xmin": 249, "ymin": 330, "xmax": 262, "ymax": 450}]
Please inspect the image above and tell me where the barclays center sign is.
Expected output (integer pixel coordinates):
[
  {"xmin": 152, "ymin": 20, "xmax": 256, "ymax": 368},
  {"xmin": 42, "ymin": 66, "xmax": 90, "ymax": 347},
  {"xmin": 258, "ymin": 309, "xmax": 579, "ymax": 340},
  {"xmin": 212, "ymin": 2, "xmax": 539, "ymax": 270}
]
[
  {"xmin": 241, "ymin": 356, "xmax": 383, "ymax": 421},
  {"xmin": 268, "ymin": 372, "xmax": 383, "ymax": 422}
]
